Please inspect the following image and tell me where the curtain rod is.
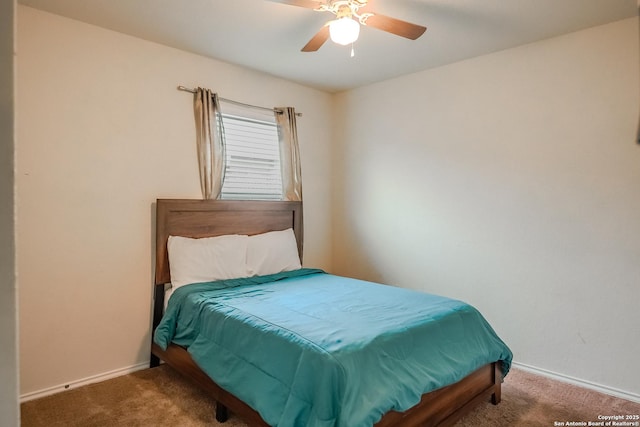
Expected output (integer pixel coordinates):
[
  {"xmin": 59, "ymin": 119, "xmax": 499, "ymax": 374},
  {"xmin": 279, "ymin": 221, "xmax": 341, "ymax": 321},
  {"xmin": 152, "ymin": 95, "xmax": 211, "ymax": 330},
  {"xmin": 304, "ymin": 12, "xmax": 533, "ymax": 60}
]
[{"xmin": 177, "ymin": 86, "xmax": 302, "ymax": 117}]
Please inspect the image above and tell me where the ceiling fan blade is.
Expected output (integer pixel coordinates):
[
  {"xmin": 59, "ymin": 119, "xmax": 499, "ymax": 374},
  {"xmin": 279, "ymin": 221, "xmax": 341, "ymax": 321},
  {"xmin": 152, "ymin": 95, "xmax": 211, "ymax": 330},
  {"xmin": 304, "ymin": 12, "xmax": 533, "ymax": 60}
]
[
  {"xmin": 266, "ymin": 0, "xmax": 324, "ymax": 10},
  {"xmin": 363, "ymin": 13, "xmax": 426, "ymax": 40},
  {"xmin": 301, "ymin": 25, "xmax": 330, "ymax": 52}
]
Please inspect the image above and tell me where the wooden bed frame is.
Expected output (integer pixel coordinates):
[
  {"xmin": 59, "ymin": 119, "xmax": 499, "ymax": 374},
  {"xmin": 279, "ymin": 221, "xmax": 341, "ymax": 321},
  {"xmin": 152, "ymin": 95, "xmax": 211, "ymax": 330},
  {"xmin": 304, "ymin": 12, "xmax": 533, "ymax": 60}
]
[{"xmin": 150, "ymin": 199, "xmax": 503, "ymax": 427}]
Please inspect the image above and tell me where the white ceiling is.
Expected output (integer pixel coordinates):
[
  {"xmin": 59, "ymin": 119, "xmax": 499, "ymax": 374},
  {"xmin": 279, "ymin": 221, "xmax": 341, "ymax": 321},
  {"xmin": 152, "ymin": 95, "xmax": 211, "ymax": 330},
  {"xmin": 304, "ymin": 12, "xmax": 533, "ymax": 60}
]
[{"xmin": 18, "ymin": 0, "xmax": 638, "ymax": 93}]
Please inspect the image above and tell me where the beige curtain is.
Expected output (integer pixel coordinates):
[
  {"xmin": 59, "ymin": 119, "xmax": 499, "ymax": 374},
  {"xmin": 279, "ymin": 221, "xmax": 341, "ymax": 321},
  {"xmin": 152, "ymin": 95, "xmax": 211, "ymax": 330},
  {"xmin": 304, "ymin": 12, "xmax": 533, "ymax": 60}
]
[
  {"xmin": 275, "ymin": 107, "xmax": 303, "ymax": 201},
  {"xmin": 194, "ymin": 88, "xmax": 225, "ymax": 200}
]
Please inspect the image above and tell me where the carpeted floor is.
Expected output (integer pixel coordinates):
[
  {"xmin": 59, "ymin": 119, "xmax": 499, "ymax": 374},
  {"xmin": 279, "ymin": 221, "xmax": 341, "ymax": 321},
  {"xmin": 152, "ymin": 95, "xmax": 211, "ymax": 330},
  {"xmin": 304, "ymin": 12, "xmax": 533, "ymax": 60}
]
[{"xmin": 21, "ymin": 365, "xmax": 640, "ymax": 427}]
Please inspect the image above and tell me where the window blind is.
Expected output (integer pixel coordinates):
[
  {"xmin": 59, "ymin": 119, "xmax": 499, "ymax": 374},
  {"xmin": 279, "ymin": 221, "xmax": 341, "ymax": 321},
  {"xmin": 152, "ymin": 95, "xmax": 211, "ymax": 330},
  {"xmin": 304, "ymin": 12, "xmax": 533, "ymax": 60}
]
[{"xmin": 220, "ymin": 112, "xmax": 283, "ymax": 200}]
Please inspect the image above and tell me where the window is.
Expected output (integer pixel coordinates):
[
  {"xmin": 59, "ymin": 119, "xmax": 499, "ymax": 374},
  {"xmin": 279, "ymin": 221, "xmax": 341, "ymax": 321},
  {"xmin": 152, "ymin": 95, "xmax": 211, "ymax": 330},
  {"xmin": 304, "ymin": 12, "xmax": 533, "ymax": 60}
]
[{"xmin": 219, "ymin": 101, "xmax": 284, "ymax": 200}]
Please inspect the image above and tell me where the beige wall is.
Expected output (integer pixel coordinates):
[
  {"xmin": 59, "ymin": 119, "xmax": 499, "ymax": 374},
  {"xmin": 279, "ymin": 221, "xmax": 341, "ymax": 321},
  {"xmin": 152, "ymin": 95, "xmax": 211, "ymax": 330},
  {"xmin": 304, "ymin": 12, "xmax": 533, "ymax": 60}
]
[
  {"xmin": 1, "ymin": 0, "xmax": 18, "ymax": 424},
  {"xmin": 16, "ymin": 6, "xmax": 333, "ymax": 395},
  {"xmin": 333, "ymin": 17, "xmax": 640, "ymax": 398}
]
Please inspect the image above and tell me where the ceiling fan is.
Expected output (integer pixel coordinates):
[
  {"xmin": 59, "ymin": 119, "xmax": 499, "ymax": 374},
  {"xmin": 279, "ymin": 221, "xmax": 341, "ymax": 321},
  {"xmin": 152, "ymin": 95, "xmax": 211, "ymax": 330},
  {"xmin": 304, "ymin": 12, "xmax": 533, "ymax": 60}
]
[{"xmin": 267, "ymin": 0, "xmax": 427, "ymax": 52}]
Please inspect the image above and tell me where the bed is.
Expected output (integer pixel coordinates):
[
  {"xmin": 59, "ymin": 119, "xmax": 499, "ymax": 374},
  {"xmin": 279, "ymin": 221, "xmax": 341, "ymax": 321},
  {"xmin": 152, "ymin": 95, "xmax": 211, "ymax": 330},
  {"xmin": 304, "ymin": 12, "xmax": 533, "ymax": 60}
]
[{"xmin": 150, "ymin": 199, "xmax": 512, "ymax": 427}]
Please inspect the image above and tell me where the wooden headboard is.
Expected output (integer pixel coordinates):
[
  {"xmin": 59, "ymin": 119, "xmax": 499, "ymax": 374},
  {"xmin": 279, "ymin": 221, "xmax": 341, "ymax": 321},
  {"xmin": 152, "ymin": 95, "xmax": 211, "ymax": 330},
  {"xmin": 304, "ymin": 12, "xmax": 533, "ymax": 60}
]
[{"xmin": 155, "ymin": 199, "xmax": 303, "ymax": 286}]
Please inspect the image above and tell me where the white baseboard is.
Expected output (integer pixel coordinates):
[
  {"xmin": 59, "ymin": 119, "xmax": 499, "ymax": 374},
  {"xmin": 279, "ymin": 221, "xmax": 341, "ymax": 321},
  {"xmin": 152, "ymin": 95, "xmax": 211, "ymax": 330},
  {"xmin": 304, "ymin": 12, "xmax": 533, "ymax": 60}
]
[
  {"xmin": 20, "ymin": 361, "xmax": 149, "ymax": 403},
  {"xmin": 20, "ymin": 360, "xmax": 640, "ymax": 404},
  {"xmin": 512, "ymin": 361, "xmax": 640, "ymax": 404}
]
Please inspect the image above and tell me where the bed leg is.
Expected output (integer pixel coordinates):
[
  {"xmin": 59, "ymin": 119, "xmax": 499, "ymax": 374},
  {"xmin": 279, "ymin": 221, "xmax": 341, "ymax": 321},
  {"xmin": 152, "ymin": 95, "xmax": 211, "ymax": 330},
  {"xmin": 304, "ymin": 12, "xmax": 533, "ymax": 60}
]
[
  {"xmin": 491, "ymin": 384, "xmax": 502, "ymax": 405},
  {"xmin": 150, "ymin": 285, "xmax": 165, "ymax": 369},
  {"xmin": 491, "ymin": 362, "xmax": 502, "ymax": 405},
  {"xmin": 216, "ymin": 402, "xmax": 229, "ymax": 423},
  {"xmin": 150, "ymin": 354, "xmax": 160, "ymax": 368}
]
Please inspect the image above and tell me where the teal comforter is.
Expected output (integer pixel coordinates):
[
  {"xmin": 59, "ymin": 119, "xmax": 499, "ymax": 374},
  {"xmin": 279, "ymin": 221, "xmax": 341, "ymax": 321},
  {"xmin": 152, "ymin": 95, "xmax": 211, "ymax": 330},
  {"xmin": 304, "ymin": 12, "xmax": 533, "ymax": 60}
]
[{"xmin": 154, "ymin": 269, "xmax": 512, "ymax": 427}]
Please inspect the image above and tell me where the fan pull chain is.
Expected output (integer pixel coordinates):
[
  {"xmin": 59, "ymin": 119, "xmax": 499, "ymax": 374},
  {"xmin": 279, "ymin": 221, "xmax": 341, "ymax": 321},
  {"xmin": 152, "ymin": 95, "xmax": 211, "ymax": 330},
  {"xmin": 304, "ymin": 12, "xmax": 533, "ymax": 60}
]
[{"xmin": 351, "ymin": 43, "xmax": 355, "ymax": 58}]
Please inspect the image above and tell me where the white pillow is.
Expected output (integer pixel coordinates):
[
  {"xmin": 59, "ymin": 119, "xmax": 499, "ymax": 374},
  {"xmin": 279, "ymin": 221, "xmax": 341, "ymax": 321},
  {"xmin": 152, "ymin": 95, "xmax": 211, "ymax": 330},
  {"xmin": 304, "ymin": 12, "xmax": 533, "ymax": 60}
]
[
  {"xmin": 167, "ymin": 234, "xmax": 248, "ymax": 295},
  {"xmin": 247, "ymin": 228, "xmax": 301, "ymax": 277}
]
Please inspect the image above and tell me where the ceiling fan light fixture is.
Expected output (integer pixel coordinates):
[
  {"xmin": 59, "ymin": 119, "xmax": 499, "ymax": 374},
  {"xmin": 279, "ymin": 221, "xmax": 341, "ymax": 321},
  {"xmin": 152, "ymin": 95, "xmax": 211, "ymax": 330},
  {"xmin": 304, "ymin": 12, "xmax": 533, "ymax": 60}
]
[{"xmin": 329, "ymin": 17, "xmax": 360, "ymax": 45}]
